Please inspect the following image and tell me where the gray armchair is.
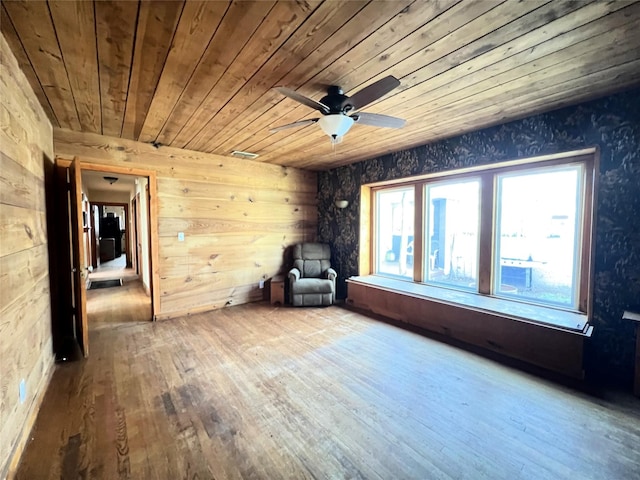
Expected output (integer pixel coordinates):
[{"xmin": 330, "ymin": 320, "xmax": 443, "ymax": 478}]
[{"xmin": 288, "ymin": 243, "xmax": 336, "ymax": 306}]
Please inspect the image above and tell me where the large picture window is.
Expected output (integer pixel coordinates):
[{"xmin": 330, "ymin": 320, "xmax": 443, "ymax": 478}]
[{"xmin": 370, "ymin": 152, "xmax": 595, "ymax": 316}]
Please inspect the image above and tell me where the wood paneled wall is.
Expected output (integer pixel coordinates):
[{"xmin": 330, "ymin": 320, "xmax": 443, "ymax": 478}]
[
  {"xmin": 54, "ymin": 129, "xmax": 318, "ymax": 318},
  {"xmin": 0, "ymin": 33, "xmax": 55, "ymax": 478}
]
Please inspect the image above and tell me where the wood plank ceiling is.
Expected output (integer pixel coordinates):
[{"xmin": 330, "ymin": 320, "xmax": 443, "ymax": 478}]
[{"xmin": 3, "ymin": 0, "xmax": 640, "ymax": 171}]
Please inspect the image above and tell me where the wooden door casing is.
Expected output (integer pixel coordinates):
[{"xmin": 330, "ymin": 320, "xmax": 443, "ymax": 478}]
[{"xmin": 69, "ymin": 158, "xmax": 89, "ymax": 357}]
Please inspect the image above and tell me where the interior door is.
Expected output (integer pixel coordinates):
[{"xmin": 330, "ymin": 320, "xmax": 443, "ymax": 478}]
[{"xmin": 69, "ymin": 158, "xmax": 89, "ymax": 357}]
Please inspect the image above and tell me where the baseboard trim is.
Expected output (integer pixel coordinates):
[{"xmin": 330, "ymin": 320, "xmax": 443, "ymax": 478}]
[{"xmin": 4, "ymin": 354, "xmax": 56, "ymax": 480}]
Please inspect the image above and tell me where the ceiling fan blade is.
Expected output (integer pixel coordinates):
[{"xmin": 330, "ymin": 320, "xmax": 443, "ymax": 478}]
[
  {"xmin": 274, "ymin": 87, "xmax": 329, "ymax": 114},
  {"xmin": 343, "ymin": 75, "xmax": 401, "ymax": 111},
  {"xmin": 352, "ymin": 112, "xmax": 405, "ymax": 129},
  {"xmin": 269, "ymin": 118, "xmax": 319, "ymax": 133}
]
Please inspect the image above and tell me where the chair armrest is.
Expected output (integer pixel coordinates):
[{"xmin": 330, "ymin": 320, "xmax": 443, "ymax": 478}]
[
  {"xmin": 288, "ymin": 268, "xmax": 301, "ymax": 282},
  {"xmin": 326, "ymin": 268, "xmax": 337, "ymax": 281}
]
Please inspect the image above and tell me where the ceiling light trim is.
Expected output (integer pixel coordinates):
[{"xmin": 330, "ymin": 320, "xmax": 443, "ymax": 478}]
[{"xmin": 231, "ymin": 150, "xmax": 259, "ymax": 159}]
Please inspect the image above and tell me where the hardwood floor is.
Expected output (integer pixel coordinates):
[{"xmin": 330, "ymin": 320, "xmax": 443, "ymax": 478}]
[
  {"xmin": 86, "ymin": 277, "xmax": 152, "ymax": 328},
  {"xmin": 15, "ymin": 289, "xmax": 640, "ymax": 479}
]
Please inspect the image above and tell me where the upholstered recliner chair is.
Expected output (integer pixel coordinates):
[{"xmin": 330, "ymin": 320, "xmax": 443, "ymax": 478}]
[{"xmin": 288, "ymin": 243, "xmax": 336, "ymax": 306}]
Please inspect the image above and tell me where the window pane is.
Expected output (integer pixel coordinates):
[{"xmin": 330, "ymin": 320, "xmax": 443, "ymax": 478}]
[
  {"xmin": 376, "ymin": 187, "xmax": 414, "ymax": 279},
  {"xmin": 425, "ymin": 179, "xmax": 480, "ymax": 290},
  {"xmin": 495, "ymin": 167, "xmax": 582, "ymax": 308}
]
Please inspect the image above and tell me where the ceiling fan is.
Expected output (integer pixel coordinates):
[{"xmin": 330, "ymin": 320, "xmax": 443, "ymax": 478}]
[{"xmin": 271, "ymin": 75, "xmax": 406, "ymax": 143}]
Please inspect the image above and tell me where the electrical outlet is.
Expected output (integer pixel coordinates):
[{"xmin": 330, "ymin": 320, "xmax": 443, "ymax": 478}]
[
  {"xmin": 259, "ymin": 280, "xmax": 265, "ymax": 289},
  {"xmin": 19, "ymin": 379, "xmax": 26, "ymax": 404},
  {"xmin": 177, "ymin": 232, "xmax": 185, "ymax": 242}
]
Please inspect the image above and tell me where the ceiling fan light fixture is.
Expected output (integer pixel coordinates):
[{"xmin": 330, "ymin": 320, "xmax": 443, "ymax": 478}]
[
  {"xmin": 318, "ymin": 114, "xmax": 354, "ymax": 141},
  {"xmin": 272, "ymin": 76, "xmax": 404, "ymax": 142}
]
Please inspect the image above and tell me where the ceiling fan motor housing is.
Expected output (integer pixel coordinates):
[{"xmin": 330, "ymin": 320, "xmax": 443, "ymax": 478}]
[{"xmin": 320, "ymin": 86, "xmax": 350, "ymax": 114}]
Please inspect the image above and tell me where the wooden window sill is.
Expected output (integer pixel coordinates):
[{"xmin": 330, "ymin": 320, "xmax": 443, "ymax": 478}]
[{"xmin": 347, "ymin": 275, "xmax": 592, "ymax": 337}]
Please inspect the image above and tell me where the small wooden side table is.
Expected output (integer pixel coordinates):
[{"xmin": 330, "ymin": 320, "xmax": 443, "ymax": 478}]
[
  {"xmin": 270, "ymin": 275, "xmax": 285, "ymax": 305},
  {"xmin": 623, "ymin": 310, "xmax": 640, "ymax": 396}
]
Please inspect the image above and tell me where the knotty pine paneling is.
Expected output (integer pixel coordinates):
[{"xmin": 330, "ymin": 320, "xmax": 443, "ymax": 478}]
[
  {"xmin": 0, "ymin": 33, "xmax": 55, "ymax": 479},
  {"xmin": 121, "ymin": 0, "xmax": 184, "ymax": 139},
  {"xmin": 94, "ymin": 0, "xmax": 138, "ymax": 137},
  {"xmin": 4, "ymin": 1, "xmax": 640, "ymax": 169},
  {"xmin": 137, "ymin": 0, "xmax": 229, "ymax": 143},
  {"xmin": 0, "ymin": 4, "xmax": 58, "ymax": 128},
  {"xmin": 155, "ymin": 0, "xmax": 274, "ymax": 145},
  {"xmin": 180, "ymin": 0, "xmax": 365, "ymax": 151},
  {"xmin": 54, "ymin": 128, "xmax": 318, "ymax": 319},
  {"xmin": 1, "ymin": 1, "xmax": 80, "ymax": 129},
  {"xmin": 177, "ymin": 0, "xmax": 321, "ymax": 150},
  {"xmin": 0, "ymin": 204, "xmax": 47, "ymax": 256},
  {"xmin": 48, "ymin": 0, "xmax": 101, "ymax": 133},
  {"xmin": 0, "ymin": 151, "xmax": 46, "ymax": 211}
]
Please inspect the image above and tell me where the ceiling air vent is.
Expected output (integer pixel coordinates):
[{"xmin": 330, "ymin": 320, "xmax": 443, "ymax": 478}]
[{"xmin": 231, "ymin": 150, "xmax": 259, "ymax": 160}]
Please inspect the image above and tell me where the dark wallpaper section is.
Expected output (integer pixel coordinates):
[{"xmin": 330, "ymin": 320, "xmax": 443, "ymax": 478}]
[{"xmin": 318, "ymin": 88, "xmax": 640, "ymax": 385}]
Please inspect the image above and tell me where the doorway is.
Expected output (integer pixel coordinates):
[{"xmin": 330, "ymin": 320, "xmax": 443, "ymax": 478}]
[
  {"xmin": 52, "ymin": 158, "xmax": 160, "ymax": 358},
  {"xmin": 81, "ymin": 171, "xmax": 152, "ymax": 299},
  {"xmin": 87, "ymin": 202, "xmax": 132, "ymax": 281}
]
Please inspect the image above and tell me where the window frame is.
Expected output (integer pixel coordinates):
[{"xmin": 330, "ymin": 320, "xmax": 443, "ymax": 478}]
[{"xmin": 365, "ymin": 150, "xmax": 597, "ymax": 317}]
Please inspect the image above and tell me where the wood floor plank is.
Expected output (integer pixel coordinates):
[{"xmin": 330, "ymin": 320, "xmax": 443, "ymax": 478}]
[{"xmin": 14, "ymin": 283, "xmax": 640, "ymax": 479}]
